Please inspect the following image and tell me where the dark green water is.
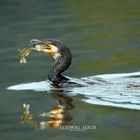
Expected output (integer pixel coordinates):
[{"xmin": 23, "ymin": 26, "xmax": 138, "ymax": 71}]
[{"xmin": 0, "ymin": 0, "xmax": 140, "ymax": 140}]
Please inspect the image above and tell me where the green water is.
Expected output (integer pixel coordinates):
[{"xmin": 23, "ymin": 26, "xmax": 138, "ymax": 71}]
[{"xmin": 0, "ymin": 0, "xmax": 140, "ymax": 140}]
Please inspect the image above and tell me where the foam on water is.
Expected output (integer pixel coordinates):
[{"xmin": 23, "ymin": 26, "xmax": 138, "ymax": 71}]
[
  {"xmin": 7, "ymin": 81, "xmax": 51, "ymax": 91},
  {"xmin": 7, "ymin": 72, "xmax": 140, "ymax": 110}
]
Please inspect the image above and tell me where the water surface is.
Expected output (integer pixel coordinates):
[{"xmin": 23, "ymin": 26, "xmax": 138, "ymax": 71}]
[{"xmin": 0, "ymin": 0, "xmax": 140, "ymax": 140}]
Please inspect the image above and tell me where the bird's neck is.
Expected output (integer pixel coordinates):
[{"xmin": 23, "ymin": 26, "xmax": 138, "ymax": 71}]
[{"xmin": 48, "ymin": 52, "xmax": 72, "ymax": 86}]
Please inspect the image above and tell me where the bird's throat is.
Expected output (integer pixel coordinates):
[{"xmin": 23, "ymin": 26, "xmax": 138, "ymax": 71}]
[{"xmin": 52, "ymin": 53, "xmax": 61, "ymax": 60}]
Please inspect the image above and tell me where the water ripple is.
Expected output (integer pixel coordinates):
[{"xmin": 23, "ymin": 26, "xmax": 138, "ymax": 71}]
[{"xmin": 7, "ymin": 71, "xmax": 140, "ymax": 110}]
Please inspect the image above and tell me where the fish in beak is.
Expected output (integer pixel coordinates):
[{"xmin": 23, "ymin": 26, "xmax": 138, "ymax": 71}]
[{"xmin": 19, "ymin": 39, "xmax": 60, "ymax": 64}]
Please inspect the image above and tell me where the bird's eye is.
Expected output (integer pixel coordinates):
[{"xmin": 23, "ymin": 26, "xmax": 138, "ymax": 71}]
[{"xmin": 51, "ymin": 42, "xmax": 56, "ymax": 46}]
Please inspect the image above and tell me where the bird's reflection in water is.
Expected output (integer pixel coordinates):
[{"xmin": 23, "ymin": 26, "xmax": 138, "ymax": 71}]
[{"xmin": 21, "ymin": 90, "xmax": 75, "ymax": 130}]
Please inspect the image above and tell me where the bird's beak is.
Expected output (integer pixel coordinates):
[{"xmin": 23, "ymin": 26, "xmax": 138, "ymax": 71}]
[{"xmin": 29, "ymin": 39, "xmax": 58, "ymax": 55}]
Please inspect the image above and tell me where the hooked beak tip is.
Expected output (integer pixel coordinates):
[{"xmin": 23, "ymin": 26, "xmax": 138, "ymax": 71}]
[{"xmin": 30, "ymin": 39, "xmax": 43, "ymax": 44}]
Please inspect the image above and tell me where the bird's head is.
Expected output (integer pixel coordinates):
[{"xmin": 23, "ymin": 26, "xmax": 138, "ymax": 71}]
[{"xmin": 30, "ymin": 39, "xmax": 70, "ymax": 60}]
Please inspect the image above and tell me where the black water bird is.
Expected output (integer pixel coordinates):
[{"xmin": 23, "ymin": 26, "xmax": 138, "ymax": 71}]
[{"xmin": 30, "ymin": 39, "xmax": 83, "ymax": 88}]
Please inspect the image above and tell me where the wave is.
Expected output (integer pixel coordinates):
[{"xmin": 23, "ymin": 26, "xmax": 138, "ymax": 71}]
[{"xmin": 7, "ymin": 71, "xmax": 140, "ymax": 110}]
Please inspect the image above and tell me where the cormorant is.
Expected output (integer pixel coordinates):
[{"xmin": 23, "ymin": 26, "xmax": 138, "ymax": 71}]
[{"xmin": 30, "ymin": 39, "xmax": 82, "ymax": 88}]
